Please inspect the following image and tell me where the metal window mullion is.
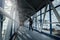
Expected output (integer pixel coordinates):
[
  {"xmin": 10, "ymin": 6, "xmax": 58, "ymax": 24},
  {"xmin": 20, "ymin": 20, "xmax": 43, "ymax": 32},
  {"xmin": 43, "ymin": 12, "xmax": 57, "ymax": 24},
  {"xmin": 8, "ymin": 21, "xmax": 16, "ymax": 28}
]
[
  {"xmin": 43, "ymin": 5, "xmax": 48, "ymax": 23},
  {"xmin": 49, "ymin": 4, "xmax": 52, "ymax": 34},
  {"xmin": 47, "ymin": 0, "xmax": 60, "ymax": 22},
  {"xmin": 40, "ymin": 10, "xmax": 43, "ymax": 32}
]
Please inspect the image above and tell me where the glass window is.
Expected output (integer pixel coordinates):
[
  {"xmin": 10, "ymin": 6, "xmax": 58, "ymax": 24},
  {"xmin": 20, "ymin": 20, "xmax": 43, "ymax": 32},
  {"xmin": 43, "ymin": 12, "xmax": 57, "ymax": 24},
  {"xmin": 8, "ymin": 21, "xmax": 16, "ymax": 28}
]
[
  {"xmin": 51, "ymin": 0, "xmax": 60, "ymax": 37},
  {"xmin": 52, "ymin": 0, "xmax": 60, "ymax": 7},
  {"xmin": 42, "ymin": 7, "xmax": 45, "ymax": 13},
  {"xmin": 42, "ymin": 12, "xmax": 50, "ymax": 34},
  {"xmin": 56, "ymin": 7, "xmax": 60, "ymax": 16},
  {"xmin": 52, "ymin": 10, "xmax": 60, "ymax": 37},
  {"xmin": 2, "ymin": 0, "xmax": 13, "ymax": 38}
]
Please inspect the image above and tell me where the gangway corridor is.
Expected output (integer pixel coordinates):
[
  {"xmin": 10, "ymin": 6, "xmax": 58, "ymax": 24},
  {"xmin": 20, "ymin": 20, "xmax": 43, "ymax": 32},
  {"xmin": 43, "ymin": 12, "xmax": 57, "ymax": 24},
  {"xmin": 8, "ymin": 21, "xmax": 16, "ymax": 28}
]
[
  {"xmin": 9, "ymin": 26, "xmax": 55, "ymax": 40},
  {"xmin": 0, "ymin": 0, "xmax": 60, "ymax": 40}
]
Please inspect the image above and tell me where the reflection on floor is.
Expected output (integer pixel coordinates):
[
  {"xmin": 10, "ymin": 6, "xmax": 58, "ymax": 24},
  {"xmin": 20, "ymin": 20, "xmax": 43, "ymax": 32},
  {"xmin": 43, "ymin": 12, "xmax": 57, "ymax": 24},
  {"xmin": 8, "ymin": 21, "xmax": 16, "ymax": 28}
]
[
  {"xmin": 17, "ymin": 26, "xmax": 55, "ymax": 40},
  {"xmin": 42, "ymin": 28, "xmax": 60, "ymax": 37}
]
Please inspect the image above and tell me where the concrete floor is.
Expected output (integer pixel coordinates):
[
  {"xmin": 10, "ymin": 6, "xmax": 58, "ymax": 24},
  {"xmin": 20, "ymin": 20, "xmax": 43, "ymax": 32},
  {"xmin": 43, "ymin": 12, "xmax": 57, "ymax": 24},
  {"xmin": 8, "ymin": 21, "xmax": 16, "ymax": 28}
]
[{"xmin": 17, "ymin": 26, "xmax": 55, "ymax": 40}]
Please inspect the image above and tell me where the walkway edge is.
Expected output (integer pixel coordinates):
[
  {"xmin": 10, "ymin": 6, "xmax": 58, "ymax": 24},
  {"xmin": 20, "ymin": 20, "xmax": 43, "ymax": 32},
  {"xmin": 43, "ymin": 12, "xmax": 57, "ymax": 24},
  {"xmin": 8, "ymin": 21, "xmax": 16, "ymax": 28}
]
[{"xmin": 34, "ymin": 29, "xmax": 60, "ymax": 40}]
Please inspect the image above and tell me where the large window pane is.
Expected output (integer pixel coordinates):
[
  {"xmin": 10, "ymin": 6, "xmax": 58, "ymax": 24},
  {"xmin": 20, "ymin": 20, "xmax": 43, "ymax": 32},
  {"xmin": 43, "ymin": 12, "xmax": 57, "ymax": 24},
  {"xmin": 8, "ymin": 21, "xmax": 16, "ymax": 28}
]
[
  {"xmin": 52, "ymin": 0, "xmax": 60, "ymax": 7},
  {"xmin": 56, "ymin": 7, "xmax": 60, "ymax": 16},
  {"xmin": 42, "ymin": 12, "xmax": 50, "ymax": 34},
  {"xmin": 52, "ymin": 9, "xmax": 60, "ymax": 37}
]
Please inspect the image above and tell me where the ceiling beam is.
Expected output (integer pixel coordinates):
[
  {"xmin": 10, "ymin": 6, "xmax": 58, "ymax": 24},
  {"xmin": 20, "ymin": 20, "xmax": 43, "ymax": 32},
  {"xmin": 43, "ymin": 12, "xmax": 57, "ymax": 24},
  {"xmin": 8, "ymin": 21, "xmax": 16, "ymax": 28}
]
[{"xmin": 23, "ymin": 0, "xmax": 36, "ymax": 11}]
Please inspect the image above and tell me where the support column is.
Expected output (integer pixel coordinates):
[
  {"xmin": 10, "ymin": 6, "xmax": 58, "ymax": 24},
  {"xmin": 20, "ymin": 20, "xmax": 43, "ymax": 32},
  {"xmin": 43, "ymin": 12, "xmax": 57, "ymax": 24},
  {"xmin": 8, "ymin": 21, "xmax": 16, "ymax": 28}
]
[
  {"xmin": 0, "ymin": 14, "xmax": 3, "ymax": 40},
  {"xmin": 40, "ymin": 10, "xmax": 43, "ymax": 32},
  {"xmin": 35, "ymin": 14, "xmax": 37, "ymax": 29},
  {"xmin": 43, "ymin": 5, "xmax": 47, "ymax": 23},
  {"xmin": 0, "ymin": 0, "xmax": 3, "ymax": 40},
  {"xmin": 49, "ymin": 4, "xmax": 52, "ymax": 34},
  {"xmin": 47, "ymin": 0, "xmax": 60, "ymax": 22}
]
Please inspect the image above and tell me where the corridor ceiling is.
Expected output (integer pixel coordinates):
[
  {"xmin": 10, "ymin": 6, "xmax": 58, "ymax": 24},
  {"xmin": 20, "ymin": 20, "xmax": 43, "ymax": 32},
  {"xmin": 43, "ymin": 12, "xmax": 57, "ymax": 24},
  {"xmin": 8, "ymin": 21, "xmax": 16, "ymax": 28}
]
[{"xmin": 17, "ymin": 0, "xmax": 53, "ymax": 22}]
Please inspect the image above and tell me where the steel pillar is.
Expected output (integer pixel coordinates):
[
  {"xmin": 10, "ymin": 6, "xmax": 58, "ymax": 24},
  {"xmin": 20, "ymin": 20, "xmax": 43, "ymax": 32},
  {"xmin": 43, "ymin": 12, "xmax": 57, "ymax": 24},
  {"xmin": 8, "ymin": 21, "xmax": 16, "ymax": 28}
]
[
  {"xmin": 43, "ymin": 5, "xmax": 47, "ymax": 23},
  {"xmin": 47, "ymin": 0, "xmax": 60, "ymax": 22},
  {"xmin": 0, "ymin": 14, "xmax": 3, "ymax": 40},
  {"xmin": 40, "ymin": 10, "xmax": 43, "ymax": 32},
  {"xmin": 0, "ymin": 0, "xmax": 3, "ymax": 40},
  {"xmin": 49, "ymin": 4, "xmax": 52, "ymax": 34},
  {"xmin": 35, "ymin": 14, "xmax": 37, "ymax": 29}
]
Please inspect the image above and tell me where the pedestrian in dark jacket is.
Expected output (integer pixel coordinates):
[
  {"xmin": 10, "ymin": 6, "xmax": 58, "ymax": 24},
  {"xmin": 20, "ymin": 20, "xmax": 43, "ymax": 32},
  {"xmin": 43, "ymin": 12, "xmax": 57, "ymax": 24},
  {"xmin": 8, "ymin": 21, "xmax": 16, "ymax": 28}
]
[{"xmin": 29, "ymin": 17, "xmax": 33, "ymax": 31}]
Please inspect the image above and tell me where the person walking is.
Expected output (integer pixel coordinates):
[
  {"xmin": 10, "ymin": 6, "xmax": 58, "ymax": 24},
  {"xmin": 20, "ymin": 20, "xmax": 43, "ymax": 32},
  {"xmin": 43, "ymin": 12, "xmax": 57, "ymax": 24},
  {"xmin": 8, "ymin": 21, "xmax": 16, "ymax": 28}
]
[{"xmin": 29, "ymin": 17, "xmax": 33, "ymax": 31}]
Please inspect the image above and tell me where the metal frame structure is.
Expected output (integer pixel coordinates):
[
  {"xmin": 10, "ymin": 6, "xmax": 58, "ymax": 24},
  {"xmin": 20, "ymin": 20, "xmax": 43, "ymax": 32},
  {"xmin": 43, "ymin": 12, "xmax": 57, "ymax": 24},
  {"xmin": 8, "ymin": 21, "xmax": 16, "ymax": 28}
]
[
  {"xmin": 0, "ymin": 0, "xmax": 60, "ymax": 40},
  {"xmin": 40, "ymin": 10, "xmax": 43, "ymax": 32},
  {"xmin": 33, "ymin": 5, "xmax": 60, "ymax": 18},
  {"xmin": 33, "ymin": 0, "xmax": 60, "ymax": 35},
  {"xmin": 10, "ymin": 0, "xmax": 60, "ymax": 40},
  {"xmin": 0, "ymin": 0, "xmax": 4, "ymax": 40},
  {"xmin": 49, "ymin": 4, "xmax": 52, "ymax": 34}
]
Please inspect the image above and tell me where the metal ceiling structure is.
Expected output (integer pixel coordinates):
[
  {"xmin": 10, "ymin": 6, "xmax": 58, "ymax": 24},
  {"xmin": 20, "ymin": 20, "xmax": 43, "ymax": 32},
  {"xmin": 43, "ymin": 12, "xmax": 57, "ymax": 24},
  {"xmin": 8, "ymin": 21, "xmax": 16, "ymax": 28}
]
[{"xmin": 16, "ymin": 0, "xmax": 53, "ymax": 22}]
